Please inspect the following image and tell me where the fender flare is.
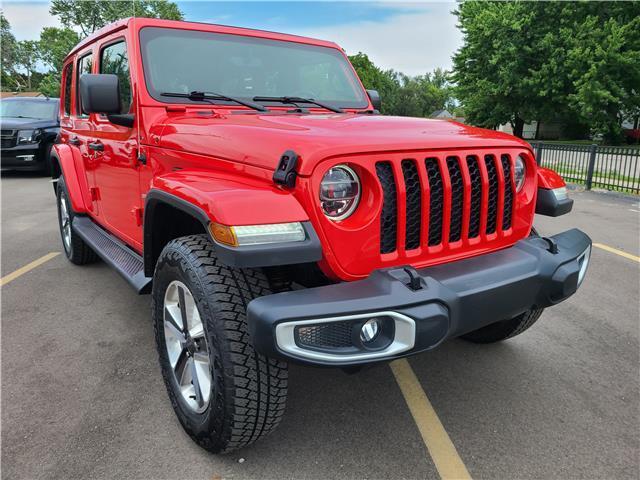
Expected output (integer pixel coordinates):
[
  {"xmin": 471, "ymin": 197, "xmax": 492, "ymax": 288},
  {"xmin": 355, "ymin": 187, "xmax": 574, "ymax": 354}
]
[
  {"xmin": 51, "ymin": 144, "xmax": 88, "ymax": 213},
  {"xmin": 143, "ymin": 175, "xmax": 322, "ymax": 275},
  {"xmin": 535, "ymin": 167, "xmax": 573, "ymax": 216}
]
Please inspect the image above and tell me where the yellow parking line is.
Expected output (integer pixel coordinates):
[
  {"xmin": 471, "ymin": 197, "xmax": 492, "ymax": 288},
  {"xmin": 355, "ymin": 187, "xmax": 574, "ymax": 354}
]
[
  {"xmin": 0, "ymin": 252, "xmax": 60, "ymax": 287},
  {"xmin": 593, "ymin": 243, "xmax": 640, "ymax": 263},
  {"xmin": 390, "ymin": 359, "xmax": 471, "ymax": 480}
]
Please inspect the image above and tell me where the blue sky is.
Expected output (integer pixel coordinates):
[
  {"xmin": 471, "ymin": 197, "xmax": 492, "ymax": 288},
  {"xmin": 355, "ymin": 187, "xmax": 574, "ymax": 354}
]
[{"xmin": 2, "ymin": 1, "xmax": 461, "ymax": 76}]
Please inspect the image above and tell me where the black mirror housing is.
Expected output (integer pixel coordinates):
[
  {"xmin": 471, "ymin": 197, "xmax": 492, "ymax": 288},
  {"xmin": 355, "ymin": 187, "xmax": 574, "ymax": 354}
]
[
  {"xmin": 366, "ymin": 89, "xmax": 381, "ymax": 112},
  {"xmin": 79, "ymin": 74, "xmax": 121, "ymax": 115}
]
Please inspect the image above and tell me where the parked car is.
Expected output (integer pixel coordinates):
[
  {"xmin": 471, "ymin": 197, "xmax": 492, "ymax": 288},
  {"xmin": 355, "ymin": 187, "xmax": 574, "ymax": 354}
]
[
  {"xmin": 51, "ymin": 18, "xmax": 591, "ymax": 454},
  {"xmin": 1, "ymin": 96, "xmax": 60, "ymax": 173}
]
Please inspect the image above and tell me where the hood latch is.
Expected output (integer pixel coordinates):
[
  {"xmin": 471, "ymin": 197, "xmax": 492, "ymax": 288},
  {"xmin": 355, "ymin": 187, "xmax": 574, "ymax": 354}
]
[{"xmin": 273, "ymin": 150, "xmax": 299, "ymax": 188}]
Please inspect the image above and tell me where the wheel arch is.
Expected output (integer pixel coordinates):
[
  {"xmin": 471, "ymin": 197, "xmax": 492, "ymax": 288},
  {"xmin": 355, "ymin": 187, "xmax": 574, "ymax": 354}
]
[
  {"xmin": 143, "ymin": 190, "xmax": 210, "ymax": 277},
  {"xmin": 51, "ymin": 144, "xmax": 87, "ymax": 213}
]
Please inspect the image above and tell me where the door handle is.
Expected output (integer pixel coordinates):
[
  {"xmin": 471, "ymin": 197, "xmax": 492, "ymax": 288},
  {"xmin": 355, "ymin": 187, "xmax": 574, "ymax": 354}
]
[
  {"xmin": 88, "ymin": 141, "xmax": 104, "ymax": 152},
  {"xmin": 69, "ymin": 136, "xmax": 81, "ymax": 146}
]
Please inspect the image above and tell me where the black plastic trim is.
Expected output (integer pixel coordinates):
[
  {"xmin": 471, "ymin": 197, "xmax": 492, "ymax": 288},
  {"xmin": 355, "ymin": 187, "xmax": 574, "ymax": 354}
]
[
  {"xmin": 247, "ymin": 228, "xmax": 592, "ymax": 366},
  {"xmin": 143, "ymin": 189, "xmax": 323, "ymax": 273},
  {"xmin": 536, "ymin": 188, "xmax": 574, "ymax": 217},
  {"xmin": 143, "ymin": 190, "xmax": 210, "ymax": 276}
]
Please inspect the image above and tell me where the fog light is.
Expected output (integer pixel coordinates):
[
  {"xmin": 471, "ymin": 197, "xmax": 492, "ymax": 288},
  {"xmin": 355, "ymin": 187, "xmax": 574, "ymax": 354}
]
[
  {"xmin": 360, "ymin": 319, "xmax": 381, "ymax": 343},
  {"xmin": 577, "ymin": 245, "xmax": 591, "ymax": 286},
  {"xmin": 16, "ymin": 155, "xmax": 35, "ymax": 162}
]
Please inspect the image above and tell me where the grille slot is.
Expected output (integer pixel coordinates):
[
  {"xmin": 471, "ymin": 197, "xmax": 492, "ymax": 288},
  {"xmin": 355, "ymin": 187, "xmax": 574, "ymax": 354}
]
[
  {"xmin": 446, "ymin": 157, "xmax": 464, "ymax": 242},
  {"xmin": 1, "ymin": 129, "xmax": 16, "ymax": 148},
  {"xmin": 425, "ymin": 158, "xmax": 444, "ymax": 246},
  {"xmin": 466, "ymin": 156, "xmax": 482, "ymax": 238},
  {"xmin": 376, "ymin": 162, "xmax": 398, "ymax": 254},
  {"xmin": 296, "ymin": 322, "xmax": 353, "ymax": 349},
  {"xmin": 401, "ymin": 160, "xmax": 422, "ymax": 250},
  {"xmin": 501, "ymin": 155, "xmax": 514, "ymax": 230},
  {"xmin": 484, "ymin": 155, "xmax": 499, "ymax": 234}
]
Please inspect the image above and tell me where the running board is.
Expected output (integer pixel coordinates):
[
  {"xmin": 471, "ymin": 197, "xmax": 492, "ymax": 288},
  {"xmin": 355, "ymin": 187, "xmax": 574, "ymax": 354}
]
[{"xmin": 72, "ymin": 216, "xmax": 152, "ymax": 293}]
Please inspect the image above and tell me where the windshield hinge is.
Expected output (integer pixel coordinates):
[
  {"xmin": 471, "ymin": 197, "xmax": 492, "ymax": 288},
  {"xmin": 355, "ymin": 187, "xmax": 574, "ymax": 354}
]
[{"xmin": 273, "ymin": 150, "xmax": 299, "ymax": 188}]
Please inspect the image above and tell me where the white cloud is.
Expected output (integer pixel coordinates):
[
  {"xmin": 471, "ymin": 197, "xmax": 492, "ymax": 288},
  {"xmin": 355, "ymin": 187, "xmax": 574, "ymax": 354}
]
[
  {"xmin": 292, "ymin": 3, "xmax": 462, "ymax": 76},
  {"xmin": 2, "ymin": 2, "xmax": 59, "ymax": 40}
]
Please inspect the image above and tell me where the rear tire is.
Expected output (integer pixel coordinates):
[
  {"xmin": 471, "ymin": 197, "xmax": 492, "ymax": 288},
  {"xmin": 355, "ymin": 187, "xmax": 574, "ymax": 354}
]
[
  {"xmin": 56, "ymin": 176, "xmax": 98, "ymax": 265},
  {"xmin": 152, "ymin": 234, "xmax": 288, "ymax": 453}
]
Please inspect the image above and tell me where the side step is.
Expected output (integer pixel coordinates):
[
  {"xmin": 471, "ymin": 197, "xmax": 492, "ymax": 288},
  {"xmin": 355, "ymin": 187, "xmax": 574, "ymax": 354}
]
[{"xmin": 72, "ymin": 216, "xmax": 152, "ymax": 293}]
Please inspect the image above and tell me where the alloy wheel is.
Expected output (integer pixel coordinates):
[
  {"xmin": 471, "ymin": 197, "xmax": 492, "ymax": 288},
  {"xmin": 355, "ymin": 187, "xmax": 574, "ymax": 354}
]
[{"xmin": 163, "ymin": 280, "xmax": 212, "ymax": 413}]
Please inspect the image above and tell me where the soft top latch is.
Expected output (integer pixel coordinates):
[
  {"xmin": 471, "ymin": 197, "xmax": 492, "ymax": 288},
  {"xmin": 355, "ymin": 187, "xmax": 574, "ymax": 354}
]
[{"xmin": 273, "ymin": 150, "xmax": 299, "ymax": 188}]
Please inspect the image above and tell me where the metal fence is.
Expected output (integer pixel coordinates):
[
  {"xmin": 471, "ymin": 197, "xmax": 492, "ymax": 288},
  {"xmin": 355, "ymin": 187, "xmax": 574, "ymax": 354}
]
[{"xmin": 531, "ymin": 142, "xmax": 640, "ymax": 195}]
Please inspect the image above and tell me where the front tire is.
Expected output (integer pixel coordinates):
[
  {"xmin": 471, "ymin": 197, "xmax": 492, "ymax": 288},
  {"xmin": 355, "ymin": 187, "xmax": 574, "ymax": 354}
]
[{"xmin": 152, "ymin": 234, "xmax": 288, "ymax": 453}]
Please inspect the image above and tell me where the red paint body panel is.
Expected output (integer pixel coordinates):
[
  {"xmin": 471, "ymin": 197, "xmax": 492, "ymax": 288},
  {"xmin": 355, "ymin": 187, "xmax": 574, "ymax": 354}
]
[
  {"xmin": 537, "ymin": 167, "xmax": 567, "ymax": 190},
  {"xmin": 59, "ymin": 18, "xmax": 556, "ymax": 282},
  {"xmin": 53, "ymin": 144, "xmax": 88, "ymax": 213}
]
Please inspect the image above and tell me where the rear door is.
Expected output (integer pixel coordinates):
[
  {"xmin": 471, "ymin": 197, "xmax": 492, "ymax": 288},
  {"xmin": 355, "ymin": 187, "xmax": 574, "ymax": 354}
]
[{"xmin": 91, "ymin": 37, "xmax": 142, "ymax": 247}]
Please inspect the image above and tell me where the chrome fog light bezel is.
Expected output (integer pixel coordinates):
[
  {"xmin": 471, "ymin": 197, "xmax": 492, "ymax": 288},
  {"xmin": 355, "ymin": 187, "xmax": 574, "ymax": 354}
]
[
  {"xmin": 276, "ymin": 311, "xmax": 415, "ymax": 363},
  {"xmin": 577, "ymin": 244, "xmax": 591, "ymax": 286}
]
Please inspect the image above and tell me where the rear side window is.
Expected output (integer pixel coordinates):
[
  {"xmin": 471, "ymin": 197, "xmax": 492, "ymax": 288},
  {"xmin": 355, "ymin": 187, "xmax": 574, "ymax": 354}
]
[
  {"xmin": 100, "ymin": 41, "xmax": 132, "ymax": 114},
  {"xmin": 76, "ymin": 53, "xmax": 93, "ymax": 116},
  {"xmin": 62, "ymin": 63, "xmax": 73, "ymax": 116}
]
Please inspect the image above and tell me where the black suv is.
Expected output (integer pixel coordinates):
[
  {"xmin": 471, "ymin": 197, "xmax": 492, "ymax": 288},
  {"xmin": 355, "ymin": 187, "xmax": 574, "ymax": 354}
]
[{"xmin": 1, "ymin": 96, "xmax": 60, "ymax": 174}]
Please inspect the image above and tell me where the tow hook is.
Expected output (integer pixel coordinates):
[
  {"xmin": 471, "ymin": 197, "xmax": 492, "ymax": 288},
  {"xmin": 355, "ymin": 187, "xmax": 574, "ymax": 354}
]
[
  {"xmin": 386, "ymin": 266, "xmax": 424, "ymax": 291},
  {"xmin": 273, "ymin": 150, "xmax": 299, "ymax": 188},
  {"xmin": 542, "ymin": 237, "xmax": 559, "ymax": 254}
]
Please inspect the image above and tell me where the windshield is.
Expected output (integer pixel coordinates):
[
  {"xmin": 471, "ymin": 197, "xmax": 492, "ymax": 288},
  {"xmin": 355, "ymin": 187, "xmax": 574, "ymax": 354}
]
[
  {"xmin": 140, "ymin": 27, "xmax": 368, "ymax": 109},
  {"xmin": 0, "ymin": 99, "xmax": 58, "ymax": 119}
]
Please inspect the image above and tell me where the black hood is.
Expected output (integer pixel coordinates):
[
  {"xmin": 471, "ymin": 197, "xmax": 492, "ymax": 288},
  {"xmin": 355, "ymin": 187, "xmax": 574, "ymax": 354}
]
[{"xmin": 0, "ymin": 117, "xmax": 58, "ymax": 130}]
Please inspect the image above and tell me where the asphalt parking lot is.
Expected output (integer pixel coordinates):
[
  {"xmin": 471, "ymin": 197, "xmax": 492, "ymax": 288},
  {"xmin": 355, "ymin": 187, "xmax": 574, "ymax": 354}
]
[{"xmin": 2, "ymin": 173, "xmax": 639, "ymax": 480}]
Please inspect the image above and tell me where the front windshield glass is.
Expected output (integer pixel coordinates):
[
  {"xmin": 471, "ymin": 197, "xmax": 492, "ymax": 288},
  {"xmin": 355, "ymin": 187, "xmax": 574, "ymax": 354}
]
[
  {"xmin": 0, "ymin": 100, "xmax": 57, "ymax": 119},
  {"xmin": 140, "ymin": 27, "xmax": 368, "ymax": 109}
]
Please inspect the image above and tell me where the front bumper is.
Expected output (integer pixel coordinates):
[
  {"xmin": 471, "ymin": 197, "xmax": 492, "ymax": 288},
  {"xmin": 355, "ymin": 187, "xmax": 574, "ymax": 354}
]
[
  {"xmin": 247, "ymin": 228, "xmax": 592, "ymax": 366},
  {"xmin": 0, "ymin": 144, "xmax": 44, "ymax": 170}
]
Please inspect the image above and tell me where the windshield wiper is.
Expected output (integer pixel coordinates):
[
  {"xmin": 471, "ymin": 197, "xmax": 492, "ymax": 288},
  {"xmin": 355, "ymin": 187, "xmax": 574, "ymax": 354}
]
[
  {"xmin": 253, "ymin": 96, "xmax": 344, "ymax": 113},
  {"xmin": 160, "ymin": 91, "xmax": 269, "ymax": 112}
]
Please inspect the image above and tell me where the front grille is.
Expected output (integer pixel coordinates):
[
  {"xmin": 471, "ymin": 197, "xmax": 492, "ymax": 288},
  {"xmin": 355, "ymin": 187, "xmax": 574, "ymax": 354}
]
[
  {"xmin": 1, "ymin": 130, "xmax": 16, "ymax": 148},
  {"xmin": 375, "ymin": 152, "xmax": 516, "ymax": 254}
]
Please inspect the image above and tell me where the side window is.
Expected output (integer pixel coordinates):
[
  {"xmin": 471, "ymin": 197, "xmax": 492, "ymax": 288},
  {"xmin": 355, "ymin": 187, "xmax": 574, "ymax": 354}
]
[
  {"xmin": 100, "ymin": 41, "xmax": 132, "ymax": 114},
  {"xmin": 62, "ymin": 63, "xmax": 73, "ymax": 116},
  {"xmin": 76, "ymin": 53, "xmax": 93, "ymax": 117}
]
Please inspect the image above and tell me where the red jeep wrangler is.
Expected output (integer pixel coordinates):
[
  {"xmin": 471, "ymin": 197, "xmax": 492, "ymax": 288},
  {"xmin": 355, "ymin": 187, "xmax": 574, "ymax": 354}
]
[{"xmin": 52, "ymin": 18, "xmax": 591, "ymax": 453}]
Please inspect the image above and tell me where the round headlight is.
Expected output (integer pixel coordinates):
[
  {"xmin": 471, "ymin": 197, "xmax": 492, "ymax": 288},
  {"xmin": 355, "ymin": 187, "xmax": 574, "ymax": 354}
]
[
  {"xmin": 320, "ymin": 165, "xmax": 360, "ymax": 220},
  {"xmin": 514, "ymin": 155, "xmax": 526, "ymax": 191}
]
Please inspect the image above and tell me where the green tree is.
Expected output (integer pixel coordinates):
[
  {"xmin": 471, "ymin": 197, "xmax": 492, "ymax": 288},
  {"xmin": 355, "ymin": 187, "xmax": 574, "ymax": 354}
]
[
  {"xmin": 1, "ymin": 11, "xmax": 19, "ymax": 90},
  {"xmin": 37, "ymin": 27, "xmax": 80, "ymax": 96},
  {"xmin": 349, "ymin": 53, "xmax": 455, "ymax": 117},
  {"xmin": 15, "ymin": 40, "xmax": 40, "ymax": 90},
  {"xmin": 50, "ymin": 0, "xmax": 183, "ymax": 37},
  {"xmin": 452, "ymin": 1, "xmax": 640, "ymax": 143}
]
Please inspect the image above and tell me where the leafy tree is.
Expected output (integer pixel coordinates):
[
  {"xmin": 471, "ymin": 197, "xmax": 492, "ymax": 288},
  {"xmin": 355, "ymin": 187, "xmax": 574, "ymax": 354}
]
[
  {"xmin": 1, "ymin": 11, "xmax": 19, "ymax": 90},
  {"xmin": 15, "ymin": 40, "xmax": 40, "ymax": 90},
  {"xmin": 452, "ymin": 1, "xmax": 640, "ymax": 143},
  {"xmin": 349, "ymin": 53, "xmax": 455, "ymax": 117},
  {"xmin": 50, "ymin": 0, "xmax": 183, "ymax": 37},
  {"xmin": 37, "ymin": 27, "xmax": 80, "ymax": 96}
]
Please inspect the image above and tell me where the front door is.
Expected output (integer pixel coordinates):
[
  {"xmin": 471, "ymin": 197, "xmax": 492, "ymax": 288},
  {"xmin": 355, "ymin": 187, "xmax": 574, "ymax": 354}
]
[{"xmin": 91, "ymin": 38, "xmax": 142, "ymax": 248}]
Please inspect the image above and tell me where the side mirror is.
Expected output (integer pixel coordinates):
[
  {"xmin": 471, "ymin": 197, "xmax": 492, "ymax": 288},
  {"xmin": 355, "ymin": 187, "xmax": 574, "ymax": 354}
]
[
  {"xmin": 79, "ymin": 74, "xmax": 134, "ymax": 128},
  {"xmin": 366, "ymin": 89, "xmax": 381, "ymax": 112}
]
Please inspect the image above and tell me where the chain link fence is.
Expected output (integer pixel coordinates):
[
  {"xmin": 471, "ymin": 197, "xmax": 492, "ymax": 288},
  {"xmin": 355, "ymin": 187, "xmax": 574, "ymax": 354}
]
[{"xmin": 531, "ymin": 142, "xmax": 640, "ymax": 195}]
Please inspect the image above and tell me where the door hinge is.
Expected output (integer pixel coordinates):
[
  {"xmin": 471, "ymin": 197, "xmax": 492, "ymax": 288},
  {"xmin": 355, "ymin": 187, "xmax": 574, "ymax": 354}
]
[
  {"xmin": 137, "ymin": 149, "xmax": 147, "ymax": 166},
  {"xmin": 90, "ymin": 187, "xmax": 100, "ymax": 201}
]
